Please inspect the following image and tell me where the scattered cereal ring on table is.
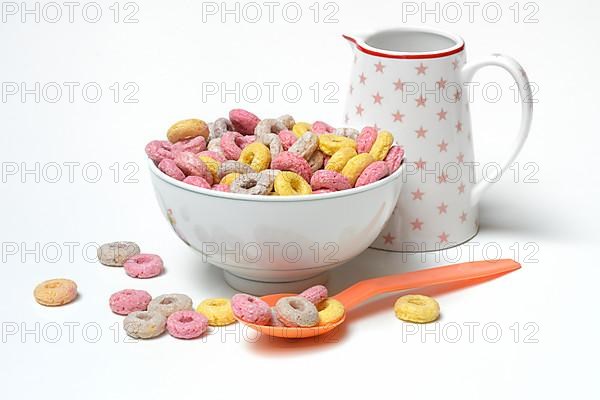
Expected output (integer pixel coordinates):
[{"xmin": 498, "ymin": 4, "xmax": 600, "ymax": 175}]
[
  {"xmin": 299, "ymin": 285, "xmax": 328, "ymax": 305},
  {"xmin": 394, "ymin": 294, "xmax": 440, "ymax": 323},
  {"xmin": 317, "ymin": 298, "xmax": 345, "ymax": 325},
  {"xmin": 292, "ymin": 122, "xmax": 312, "ymax": 138},
  {"xmin": 384, "ymin": 145, "xmax": 405, "ymax": 173},
  {"xmin": 183, "ymin": 175, "xmax": 211, "ymax": 189},
  {"xmin": 231, "ymin": 294, "xmax": 271, "ymax": 325},
  {"xmin": 158, "ymin": 158, "xmax": 185, "ymax": 181},
  {"xmin": 109, "ymin": 289, "xmax": 152, "ymax": 315},
  {"xmin": 271, "ymin": 152, "xmax": 312, "ymax": 182},
  {"xmin": 369, "ymin": 130, "xmax": 394, "ymax": 161},
  {"xmin": 274, "ymin": 171, "xmax": 312, "ymax": 196},
  {"xmin": 355, "ymin": 161, "xmax": 390, "ymax": 187},
  {"xmin": 218, "ymin": 160, "xmax": 254, "ymax": 179},
  {"xmin": 171, "ymin": 136, "xmax": 207, "ymax": 154},
  {"xmin": 341, "ymin": 153, "xmax": 375, "ymax": 186},
  {"xmin": 311, "ymin": 121, "xmax": 335, "ymax": 134},
  {"xmin": 278, "ymin": 129, "xmax": 297, "ymax": 150},
  {"xmin": 229, "ymin": 109, "xmax": 260, "ymax": 135},
  {"xmin": 324, "ymin": 146, "xmax": 357, "ymax": 173},
  {"xmin": 124, "ymin": 310, "xmax": 166, "ymax": 339},
  {"xmin": 356, "ymin": 126, "xmax": 378, "ymax": 153},
  {"xmin": 198, "ymin": 155, "xmax": 221, "ymax": 182},
  {"xmin": 318, "ymin": 134, "xmax": 357, "ymax": 156},
  {"xmin": 167, "ymin": 119, "xmax": 209, "ymax": 143},
  {"xmin": 289, "ymin": 132, "xmax": 318, "ymax": 160},
  {"xmin": 167, "ymin": 310, "xmax": 209, "ymax": 339},
  {"xmin": 148, "ymin": 293, "xmax": 193, "ymax": 317},
  {"xmin": 173, "ymin": 151, "xmax": 213, "ymax": 184},
  {"xmin": 196, "ymin": 298, "xmax": 235, "ymax": 326},
  {"xmin": 123, "ymin": 253, "xmax": 164, "ymax": 279},
  {"xmin": 145, "ymin": 140, "xmax": 174, "ymax": 163},
  {"xmin": 97, "ymin": 241, "xmax": 140, "ymax": 266},
  {"xmin": 310, "ymin": 170, "xmax": 351, "ymax": 192},
  {"xmin": 221, "ymin": 131, "xmax": 244, "ymax": 160},
  {"xmin": 275, "ymin": 296, "xmax": 319, "ymax": 327},
  {"xmin": 230, "ymin": 172, "xmax": 275, "ymax": 195},
  {"xmin": 34, "ymin": 278, "xmax": 78, "ymax": 306},
  {"xmin": 239, "ymin": 142, "xmax": 271, "ymax": 171}
]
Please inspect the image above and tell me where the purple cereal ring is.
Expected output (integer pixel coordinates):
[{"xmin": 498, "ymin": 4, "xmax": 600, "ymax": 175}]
[
  {"xmin": 166, "ymin": 310, "xmax": 208, "ymax": 339},
  {"xmin": 271, "ymin": 151, "xmax": 312, "ymax": 182},
  {"xmin": 356, "ymin": 126, "xmax": 378, "ymax": 153},
  {"xmin": 145, "ymin": 140, "xmax": 174, "ymax": 163},
  {"xmin": 174, "ymin": 151, "xmax": 213, "ymax": 184},
  {"xmin": 183, "ymin": 175, "xmax": 211, "ymax": 189},
  {"xmin": 270, "ymin": 308, "xmax": 285, "ymax": 326},
  {"xmin": 171, "ymin": 136, "xmax": 206, "ymax": 154},
  {"xmin": 310, "ymin": 170, "xmax": 352, "ymax": 191},
  {"xmin": 299, "ymin": 285, "xmax": 328, "ymax": 305},
  {"xmin": 355, "ymin": 161, "xmax": 390, "ymax": 187},
  {"xmin": 278, "ymin": 129, "xmax": 297, "ymax": 150},
  {"xmin": 236, "ymin": 134, "xmax": 256, "ymax": 149},
  {"xmin": 123, "ymin": 253, "xmax": 164, "ymax": 279},
  {"xmin": 312, "ymin": 121, "xmax": 335, "ymax": 134},
  {"xmin": 158, "ymin": 159, "xmax": 185, "ymax": 181},
  {"xmin": 211, "ymin": 184, "xmax": 230, "ymax": 192},
  {"xmin": 231, "ymin": 294, "xmax": 271, "ymax": 325},
  {"xmin": 275, "ymin": 296, "xmax": 319, "ymax": 327},
  {"xmin": 384, "ymin": 145, "xmax": 405, "ymax": 173},
  {"xmin": 109, "ymin": 289, "xmax": 152, "ymax": 315},
  {"xmin": 221, "ymin": 131, "xmax": 243, "ymax": 160},
  {"xmin": 229, "ymin": 109, "xmax": 260, "ymax": 135},
  {"xmin": 198, "ymin": 150, "xmax": 226, "ymax": 163}
]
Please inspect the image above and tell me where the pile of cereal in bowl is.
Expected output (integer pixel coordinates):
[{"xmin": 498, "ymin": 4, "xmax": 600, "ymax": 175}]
[{"xmin": 145, "ymin": 109, "xmax": 404, "ymax": 195}]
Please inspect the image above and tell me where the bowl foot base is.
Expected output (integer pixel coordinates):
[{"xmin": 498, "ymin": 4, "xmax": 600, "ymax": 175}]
[{"xmin": 223, "ymin": 271, "xmax": 329, "ymax": 296}]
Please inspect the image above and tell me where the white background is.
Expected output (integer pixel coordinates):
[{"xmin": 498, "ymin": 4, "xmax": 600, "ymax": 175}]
[{"xmin": 1, "ymin": 1, "xmax": 599, "ymax": 399}]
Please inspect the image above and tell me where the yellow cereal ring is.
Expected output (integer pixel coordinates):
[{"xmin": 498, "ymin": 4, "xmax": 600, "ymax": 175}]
[
  {"xmin": 196, "ymin": 298, "xmax": 236, "ymax": 326},
  {"xmin": 239, "ymin": 142, "xmax": 271, "ymax": 171},
  {"xmin": 292, "ymin": 122, "xmax": 312, "ymax": 138},
  {"xmin": 220, "ymin": 172, "xmax": 240, "ymax": 186},
  {"xmin": 274, "ymin": 171, "xmax": 312, "ymax": 196},
  {"xmin": 318, "ymin": 134, "xmax": 357, "ymax": 156},
  {"xmin": 167, "ymin": 118, "xmax": 209, "ymax": 143},
  {"xmin": 34, "ymin": 278, "xmax": 78, "ymax": 307},
  {"xmin": 369, "ymin": 130, "xmax": 394, "ymax": 161},
  {"xmin": 198, "ymin": 155, "xmax": 221, "ymax": 182},
  {"xmin": 341, "ymin": 153, "xmax": 375, "ymax": 186},
  {"xmin": 325, "ymin": 147, "xmax": 357, "ymax": 172},
  {"xmin": 394, "ymin": 295, "xmax": 440, "ymax": 323},
  {"xmin": 317, "ymin": 298, "xmax": 345, "ymax": 326}
]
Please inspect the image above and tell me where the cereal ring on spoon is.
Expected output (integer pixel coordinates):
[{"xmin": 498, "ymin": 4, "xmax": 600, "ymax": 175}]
[
  {"xmin": 231, "ymin": 294, "xmax": 271, "ymax": 325},
  {"xmin": 299, "ymin": 285, "xmax": 328, "ymax": 305},
  {"xmin": 275, "ymin": 296, "xmax": 319, "ymax": 327}
]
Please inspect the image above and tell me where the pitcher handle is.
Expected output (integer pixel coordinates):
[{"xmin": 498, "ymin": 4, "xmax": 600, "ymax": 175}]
[{"xmin": 460, "ymin": 54, "xmax": 533, "ymax": 206}]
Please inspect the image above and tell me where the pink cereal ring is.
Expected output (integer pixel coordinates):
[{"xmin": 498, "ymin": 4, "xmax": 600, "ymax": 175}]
[
  {"xmin": 145, "ymin": 140, "xmax": 174, "ymax": 163},
  {"xmin": 384, "ymin": 145, "xmax": 405, "ymax": 173},
  {"xmin": 312, "ymin": 121, "xmax": 335, "ymax": 134},
  {"xmin": 171, "ymin": 136, "xmax": 206, "ymax": 154},
  {"xmin": 221, "ymin": 131, "xmax": 244, "ymax": 160},
  {"xmin": 174, "ymin": 151, "xmax": 213, "ymax": 184},
  {"xmin": 158, "ymin": 158, "xmax": 185, "ymax": 181},
  {"xmin": 183, "ymin": 175, "xmax": 211, "ymax": 189},
  {"xmin": 198, "ymin": 150, "xmax": 226, "ymax": 163},
  {"xmin": 299, "ymin": 285, "xmax": 328, "ymax": 305},
  {"xmin": 310, "ymin": 170, "xmax": 352, "ymax": 191},
  {"xmin": 231, "ymin": 294, "xmax": 271, "ymax": 325},
  {"xmin": 166, "ymin": 310, "xmax": 208, "ymax": 339},
  {"xmin": 271, "ymin": 152, "xmax": 312, "ymax": 182},
  {"xmin": 229, "ymin": 109, "xmax": 260, "ymax": 135},
  {"xmin": 109, "ymin": 289, "xmax": 152, "ymax": 315},
  {"xmin": 211, "ymin": 184, "xmax": 230, "ymax": 192},
  {"xmin": 236, "ymin": 134, "xmax": 256, "ymax": 149},
  {"xmin": 355, "ymin": 161, "xmax": 390, "ymax": 187},
  {"xmin": 123, "ymin": 253, "xmax": 164, "ymax": 279},
  {"xmin": 278, "ymin": 129, "xmax": 297, "ymax": 150},
  {"xmin": 356, "ymin": 126, "xmax": 378, "ymax": 153}
]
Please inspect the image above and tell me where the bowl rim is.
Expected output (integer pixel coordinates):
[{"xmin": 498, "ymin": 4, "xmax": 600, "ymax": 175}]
[{"xmin": 148, "ymin": 157, "xmax": 405, "ymax": 203}]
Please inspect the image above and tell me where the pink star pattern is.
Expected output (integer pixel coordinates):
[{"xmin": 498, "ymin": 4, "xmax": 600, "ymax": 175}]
[
  {"xmin": 415, "ymin": 62, "xmax": 428, "ymax": 75},
  {"xmin": 372, "ymin": 92, "xmax": 383, "ymax": 104},
  {"xmin": 437, "ymin": 202, "xmax": 448, "ymax": 214},
  {"xmin": 374, "ymin": 61, "xmax": 386, "ymax": 73},
  {"xmin": 452, "ymin": 59, "xmax": 459, "ymax": 70},
  {"xmin": 355, "ymin": 104, "xmax": 364, "ymax": 116},
  {"xmin": 437, "ymin": 173, "xmax": 448, "ymax": 184},
  {"xmin": 458, "ymin": 182, "xmax": 465, "ymax": 194},
  {"xmin": 359, "ymin": 73, "xmax": 367, "ymax": 85},
  {"xmin": 438, "ymin": 232, "xmax": 450, "ymax": 243},
  {"xmin": 456, "ymin": 152, "xmax": 464, "ymax": 163},
  {"xmin": 437, "ymin": 108, "xmax": 447, "ymax": 121},
  {"xmin": 436, "ymin": 77, "xmax": 447, "ymax": 89},
  {"xmin": 453, "ymin": 89, "xmax": 462, "ymax": 102},
  {"xmin": 411, "ymin": 188, "xmax": 425, "ymax": 200},
  {"xmin": 459, "ymin": 211, "xmax": 467, "ymax": 223},
  {"xmin": 393, "ymin": 79, "xmax": 405, "ymax": 91},
  {"xmin": 415, "ymin": 95, "xmax": 427, "ymax": 107},
  {"xmin": 410, "ymin": 218, "xmax": 424, "ymax": 231},
  {"xmin": 415, "ymin": 126, "xmax": 427, "ymax": 139},
  {"xmin": 382, "ymin": 232, "xmax": 395, "ymax": 244},
  {"xmin": 415, "ymin": 158, "xmax": 426, "ymax": 170},
  {"xmin": 392, "ymin": 110, "xmax": 405, "ymax": 122},
  {"xmin": 455, "ymin": 120, "xmax": 463, "ymax": 132},
  {"xmin": 437, "ymin": 140, "xmax": 448, "ymax": 152}
]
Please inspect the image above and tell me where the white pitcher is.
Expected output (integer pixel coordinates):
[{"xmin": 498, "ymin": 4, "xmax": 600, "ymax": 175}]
[{"xmin": 343, "ymin": 27, "xmax": 533, "ymax": 251}]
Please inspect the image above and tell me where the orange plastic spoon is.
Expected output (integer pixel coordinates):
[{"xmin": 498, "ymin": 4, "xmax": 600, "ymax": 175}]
[{"xmin": 236, "ymin": 259, "xmax": 520, "ymax": 339}]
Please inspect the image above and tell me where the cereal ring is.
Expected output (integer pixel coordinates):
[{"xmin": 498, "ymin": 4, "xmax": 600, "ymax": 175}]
[
  {"xmin": 274, "ymin": 171, "xmax": 312, "ymax": 196},
  {"xmin": 275, "ymin": 296, "xmax": 319, "ymax": 327},
  {"xmin": 167, "ymin": 310, "xmax": 208, "ymax": 339},
  {"xmin": 311, "ymin": 121, "xmax": 335, "ymax": 134},
  {"xmin": 239, "ymin": 142, "xmax": 271, "ymax": 172},
  {"xmin": 209, "ymin": 117, "xmax": 232, "ymax": 139},
  {"xmin": 271, "ymin": 152, "xmax": 312, "ymax": 182},
  {"xmin": 355, "ymin": 161, "xmax": 390, "ymax": 187},
  {"xmin": 258, "ymin": 133, "xmax": 283, "ymax": 160},
  {"xmin": 318, "ymin": 134, "xmax": 357, "ymax": 156},
  {"xmin": 335, "ymin": 127, "xmax": 360, "ymax": 140},
  {"xmin": 198, "ymin": 150, "xmax": 226, "ymax": 163},
  {"xmin": 289, "ymin": 131, "xmax": 318, "ymax": 160},
  {"xmin": 196, "ymin": 298, "xmax": 235, "ymax": 326},
  {"xmin": 310, "ymin": 170, "xmax": 351, "ymax": 191},
  {"xmin": 211, "ymin": 184, "xmax": 230, "ymax": 192},
  {"xmin": 369, "ymin": 130, "xmax": 394, "ymax": 161},
  {"xmin": 183, "ymin": 175, "xmax": 211, "ymax": 189},
  {"xmin": 276, "ymin": 114, "xmax": 295, "ymax": 131},
  {"xmin": 109, "ymin": 289, "xmax": 152, "ymax": 315},
  {"xmin": 307, "ymin": 150, "xmax": 324, "ymax": 172},
  {"xmin": 278, "ymin": 129, "xmax": 297, "ymax": 150},
  {"xmin": 148, "ymin": 294, "xmax": 193, "ymax": 317},
  {"xmin": 231, "ymin": 294, "xmax": 271, "ymax": 325},
  {"xmin": 167, "ymin": 119, "xmax": 209, "ymax": 143},
  {"xmin": 254, "ymin": 118, "xmax": 280, "ymax": 138},
  {"xmin": 171, "ymin": 136, "xmax": 207, "ymax": 154},
  {"xmin": 236, "ymin": 134, "xmax": 256, "ymax": 149},
  {"xmin": 199, "ymin": 155, "xmax": 221, "ymax": 182},
  {"xmin": 219, "ymin": 172, "xmax": 241, "ymax": 186},
  {"xmin": 356, "ymin": 126, "xmax": 378, "ymax": 153},
  {"xmin": 145, "ymin": 140, "xmax": 174, "ymax": 163},
  {"xmin": 230, "ymin": 172, "xmax": 274, "ymax": 195},
  {"xmin": 324, "ymin": 147, "xmax": 357, "ymax": 173},
  {"xmin": 299, "ymin": 285, "xmax": 328, "ymax": 305},
  {"xmin": 317, "ymin": 298, "xmax": 345, "ymax": 326},
  {"xmin": 341, "ymin": 153, "xmax": 375, "ymax": 186},
  {"xmin": 123, "ymin": 253, "xmax": 164, "ymax": 279},
  {"xmin": 218, "ymin": 160, "xmax": 254, "ymax": 178},
  {"xmin": 33, "ymin": 279, "xmax": 77, "ymax": 306},
  {"xmin": 97, "ymin": 241, "xmax": 140, "ymax": 267},
  {"xmin": 394, "ymin": 295, "xmax": 440, "ymax": 323},
  {"xmin": 173, "ymin": 151, "xmax": 213, "ymax": 184},
  {"xmin": 123, "ymin": 311, "xmax": 166, "ymax": 339},
  {"xmin": 384, "ymin": 145, "xmax": 405, "ymax": 173},
  {"xmin": 292, "ymin": 122, "xmax": 312, "ymax": 138},
  {"xmin": 270, "ymin": 308, "xmax": 285, "ymax": 326},
  {"xmin": 158, "ymin": 158, "xmax": 185, "ymax": 181},
  {"xmin": 229, "ymin": 109, "xmax": 260, "ymax": 135},
  {"xmin": 221, "ymin": 131, "xmax": 244, "ymax": 160},
  {"xmin": 207, "ymin": 137, "xmax": 225, "ymax": 157}
]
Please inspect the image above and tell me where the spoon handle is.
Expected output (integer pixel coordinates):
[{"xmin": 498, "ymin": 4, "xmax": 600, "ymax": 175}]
[{"xmin": 333, "ymin": 259, "xmax": 520, "ymax": 310}]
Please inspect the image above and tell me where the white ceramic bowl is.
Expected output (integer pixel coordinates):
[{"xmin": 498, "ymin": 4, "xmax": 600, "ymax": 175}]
[{"xmin": 148, "ymin": 159, "xmax": 404, "ymax": 294}]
